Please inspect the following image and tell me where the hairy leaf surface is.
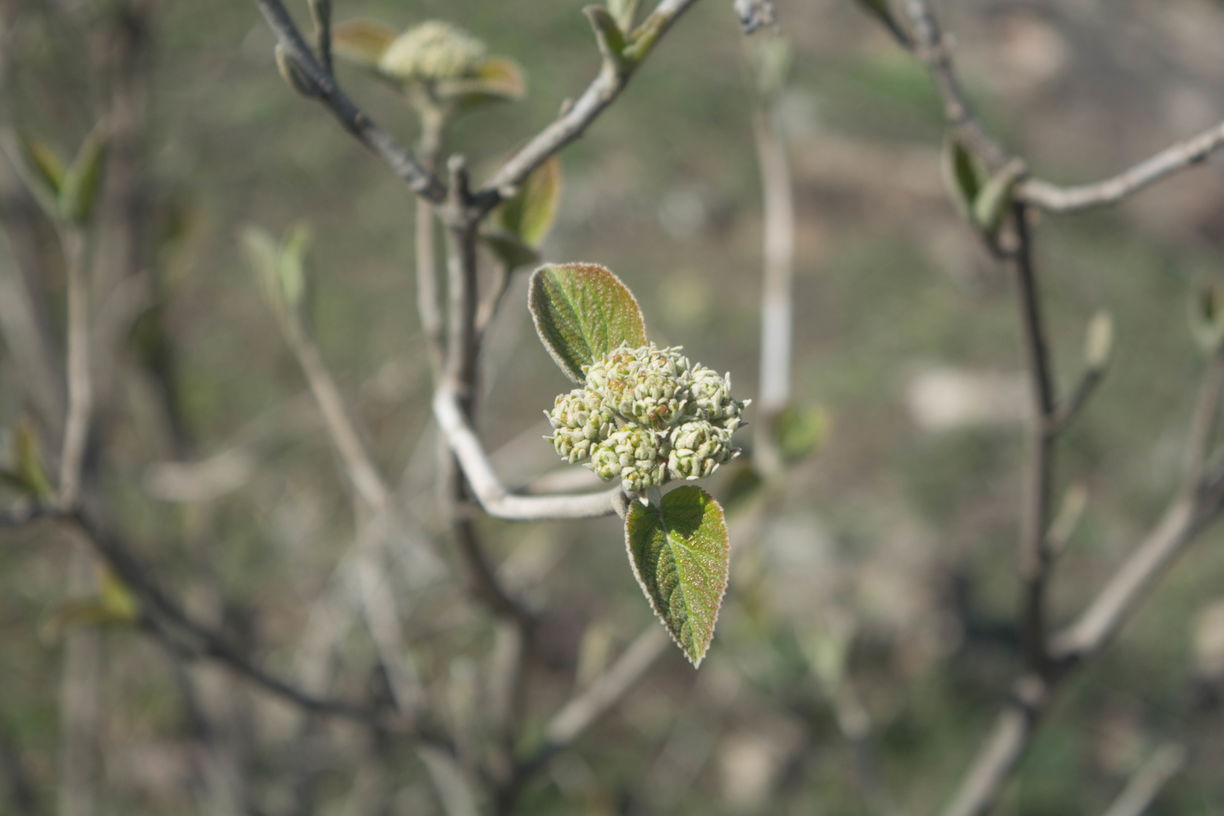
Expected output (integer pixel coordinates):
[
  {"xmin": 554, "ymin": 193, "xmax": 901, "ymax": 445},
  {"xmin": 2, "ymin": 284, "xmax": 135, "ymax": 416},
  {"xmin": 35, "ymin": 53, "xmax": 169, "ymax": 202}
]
[
  {"xmin": 529, "ymin": 263, "xmax": 647, "ymax": 382},
  {"xmin": 625, "ymin": 486, "xmax": 729, "ymax": 666}
]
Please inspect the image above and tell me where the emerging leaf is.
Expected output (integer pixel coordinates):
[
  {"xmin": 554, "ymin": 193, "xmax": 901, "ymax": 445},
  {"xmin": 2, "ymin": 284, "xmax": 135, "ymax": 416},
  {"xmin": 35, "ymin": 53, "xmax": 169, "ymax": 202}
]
[
  {"xmin": 481, "ymin": 230, "xmax": 540, "ymax": 270},
  {"xmin": 972, "ymin": 159, "xmax": 1025, "ymax": 237},
  {"xmin": 529, "ymin": 263, "xmax": 647, "ymax": 382},
  {"xmin": 1190, "ymin": 283, "xmax": 1224, "ymax": 354},
  {"xmin": 608, "ymin": 0, "xmax": 643, "ymax": 32},
  {"xmin": 435, "ymin": 56, "xmax": 527, "ymax": 107},
  {"xmin": 13, "ymin": 419, "xmax": 53, "ymax": 500},
  {"xmin": 1083, "ymin": 311, "xmax": 1114, "ymax": 373},
  {"xmin": 15, "ymin": 132, "xmax": 65, "ymax": 195},
  {"xmin": 625, "ymin": 486, "xmax": 730, "ymax": 666},
  {"xmin": 275, "ymin": 44, "xmax": 321, "ymax": 99},
  {"xmin": 59, "ymin": 126, "xmax": 108, "ymax": 225},
  {"xmin": 243, "ymin": 225, "xmax": 311, "ymax": 319},
  {"xmin": 773, "ymin": 402, "xmax": 829, "ymax": 464},
  {"xmin": 332, "ymin": 19, "xmax": 397, "ymax": 70},
  {"xmin": 585, "ymin": 7, "xmax": 629, "ymax": 71},
  {"xmin": 940, "ymin": 135, "xmax": 980, "ymax": 222},
  {"xmin": 496, "ymin": 155, "xmax": 562, "ymax": 249}
]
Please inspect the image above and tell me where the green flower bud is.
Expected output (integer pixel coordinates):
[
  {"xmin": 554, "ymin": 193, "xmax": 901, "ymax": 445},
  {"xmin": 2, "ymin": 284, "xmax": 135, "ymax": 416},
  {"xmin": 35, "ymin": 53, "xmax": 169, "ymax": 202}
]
[
  {"xmin": 588, "ymin": 427, "xmax": 667, "ymax": 493},
  {"xmin": 379, "ymin": 20, "xmax": 487, "ymax": 81},
  {"xmin": 546, "ymin": 342, "xmax": 747, "ymax": 489},
  {"xmin": 667, "ymin": 421, "xmax": 736, "ymax": 481}
]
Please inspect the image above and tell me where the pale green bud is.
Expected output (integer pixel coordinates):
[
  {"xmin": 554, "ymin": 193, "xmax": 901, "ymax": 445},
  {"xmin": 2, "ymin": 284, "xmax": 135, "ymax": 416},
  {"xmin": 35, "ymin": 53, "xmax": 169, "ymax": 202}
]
[{"xmin": 379, "ymin": 20, "xmax": 487, "ymax": 81}]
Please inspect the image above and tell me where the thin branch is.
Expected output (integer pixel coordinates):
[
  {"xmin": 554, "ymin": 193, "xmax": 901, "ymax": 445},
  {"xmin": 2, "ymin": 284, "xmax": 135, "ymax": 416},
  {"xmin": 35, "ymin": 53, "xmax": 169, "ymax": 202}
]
[
  {"xmin": 898, "ymin": 0, "xmax": 1224, "ymax": 214},
  {"xmin": 432, "ymin": 388, "xmax": 623, "ymax": 521},
  {"xmin": 57, "ymin": 228, "xmax": 91, "ymax": 508},
  {"xmin": 252, "ymin": 0, "xmax": 444, "ymax": 201},
  {"xmin": 751, "ymin": 99, "xmax": 795, "ymax": 477},
  {"xmin": 443, "ymin": 158, "xmax": 479, "ymax": 402},
  {"xmin": 413, "ymin": 105, "xmax": 448, "ymax": 378},
  {"xmin": 1101, "ymin": 744, "xmax": 1186, "ymax": 816},
  {"xmin": 942, "ymin": 675, "xmax": 1050, "ymax": 816},
  {"xmin": 475, "ymin": 0, "xmax": 704, "ymax": 214},
  {"xmin": 943, "ymin": 353, "xmax": 1224, "ymax": 816},
  {"xmin": 900, "ymin": 0, "xmax": 1008, "ymax": 169},
  {"xmin": 0, "ymin": 725, "xmax": 39, "ymax": 816},
  {"xmin": 1009, "ymin": 203, "xmax": 1057, "ymax": 673},
  {"xmin": 1051, "ymin": 366, "xmax": 1105, "ymax": 433},
  {"xmin": 0, "ymin": 227, "xmax": 65, "ymax": 426},
  {"xmin": 278, "ymin": 306, "xmax": 389, "ymax": 510},
  {"xmin": 1021, "ymin": 121, "xmax": 1224, "ymax": 213},
  {"xmin": 520, "ymin": 626, "xmax": 668, "ymax": 774},
  {"xmin": 474, "ymin": 260, "xmax": 515, "ymax": 341},
  {"xmin": 39, "ymin": 506, "xmax": 449, "ymax": 745}
]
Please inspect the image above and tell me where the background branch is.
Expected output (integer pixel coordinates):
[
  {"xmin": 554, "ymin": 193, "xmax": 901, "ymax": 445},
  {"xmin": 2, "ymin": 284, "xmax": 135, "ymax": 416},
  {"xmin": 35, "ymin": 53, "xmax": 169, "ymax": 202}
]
[
  {"xmin": 252, "ymin": 0, "xmax": 444, "ymax": 201},
  {"xmin": 476, "ymin": 0, "xmax": 703, "ymax": 212}
]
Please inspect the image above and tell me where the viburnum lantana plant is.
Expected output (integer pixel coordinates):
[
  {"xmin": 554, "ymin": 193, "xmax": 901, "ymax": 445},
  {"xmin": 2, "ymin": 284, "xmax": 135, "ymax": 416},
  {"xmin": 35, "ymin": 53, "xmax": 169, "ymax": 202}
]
[{"xmin": 530, "ymin": 262, "xmax": 746, "ymax": 665}]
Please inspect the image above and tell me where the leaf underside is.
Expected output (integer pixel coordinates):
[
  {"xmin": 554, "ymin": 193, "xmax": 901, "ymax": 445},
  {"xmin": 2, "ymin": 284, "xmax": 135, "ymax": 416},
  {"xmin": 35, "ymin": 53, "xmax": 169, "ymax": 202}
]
[
  {"xmin": 529, "ymin": 263, "xmax": 647, "ymax": 382},
  {"xmin": 625, "ymin": 486, "xmax": 730, "ymax": 666}
]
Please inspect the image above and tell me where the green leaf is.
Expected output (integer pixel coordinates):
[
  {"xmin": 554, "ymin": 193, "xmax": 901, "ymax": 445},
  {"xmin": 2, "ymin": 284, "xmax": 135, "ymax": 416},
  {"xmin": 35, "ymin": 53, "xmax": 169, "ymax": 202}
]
[
  {"xmin": 99, "ymin": 567, "xmax": 139, "ymax": 622},
  {"xmin": 481, "ymin": 230, "xmax": 540, "ymax": 270},
  {"xmin": 242, "ymin": 225, "xmax": 311, "ymax": 316},
  {"xmin": 59, "ymin": 126, "xmax": 108, "ymax": 225},
  {"xmin": 625, "ymin": 486, "xmax": 730, "ymax": 666},
  {"xmin": 971, "ymin": 159, "xmax": 1025, "ymax": 237},
  {"xmin": 331, "ymin": 19, "xmax": 397, "ymax": 69},
  {"xmin": 774, "ymin": 403, "xmax": 829, "ymax": 464},
  {"xmin": 1190, "ymin": 283, "xmax": 1224, "ymax": 354},
  {"xmin": 496, "ymin": 155, "xmax": 561, "ymax": 249},
  {"xmin": 435, "ymin": 56, "xmax": 527, "ymax": 108},
  {"xmin": 585, "ymin": 6, "xmax": 629, "ymax": 72},
  {"xmin": 940, "ymin": 135, "xmax": 980, "ymax": 221},
  {"xmin": 43, "ymin": 567, "xmax": 139, "ymax": 641},
  {"xmin": 278, "ymin": 223, "xmax": 312, "ymax": 309},
  {"xmin": 15, "ymin": 132, "xmax": 65, "ymax": 195},
  {"xmin": 529, "ymin": 263, "xmax": 648, "ymax": 382},
  {"xmin": 13, "ymin": 420, "xmax": 53, "ymax": 500}
]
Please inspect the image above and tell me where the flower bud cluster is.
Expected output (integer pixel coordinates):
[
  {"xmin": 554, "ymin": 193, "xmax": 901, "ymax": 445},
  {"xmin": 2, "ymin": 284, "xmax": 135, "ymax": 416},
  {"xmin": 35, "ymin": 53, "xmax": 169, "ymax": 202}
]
[
  {"xmin": 379, "ymin": 21, "xmax": 487, "ymax": 81},
  {"xmin": 546, "ymin": 343, "xmax": 748, "ymax": 493}
]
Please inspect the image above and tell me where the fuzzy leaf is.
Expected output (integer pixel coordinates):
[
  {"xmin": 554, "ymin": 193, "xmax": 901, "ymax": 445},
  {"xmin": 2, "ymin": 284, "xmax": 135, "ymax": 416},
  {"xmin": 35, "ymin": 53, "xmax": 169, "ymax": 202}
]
[
  {"xmin": 941, "ymin": 136, "xmax": 980, "ymax": 221},
  {"xmin": 59, "ymin": 126, "xmax": 108, "ymax": 224},
  {"xmin": 529, "ymin": 263, "xmax": 647, "ymax": 382},
  {"xmin": 625, "ymin": 486, "xmax": 730, "ymax": 666},
  {"xmin": 497, "ymin": 155, "xmax": 561, "ymax": 249},
  {"xmin": 331, "ymin": 19, "xmax": 397, "ymax": 69}
]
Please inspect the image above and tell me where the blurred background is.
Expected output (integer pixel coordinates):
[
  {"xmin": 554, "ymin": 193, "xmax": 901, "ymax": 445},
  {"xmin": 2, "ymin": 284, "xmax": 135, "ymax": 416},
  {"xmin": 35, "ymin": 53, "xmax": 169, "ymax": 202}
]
[{"xmin": 3, "ymin": 0, "xmax": 1224, "ymax": 813}]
